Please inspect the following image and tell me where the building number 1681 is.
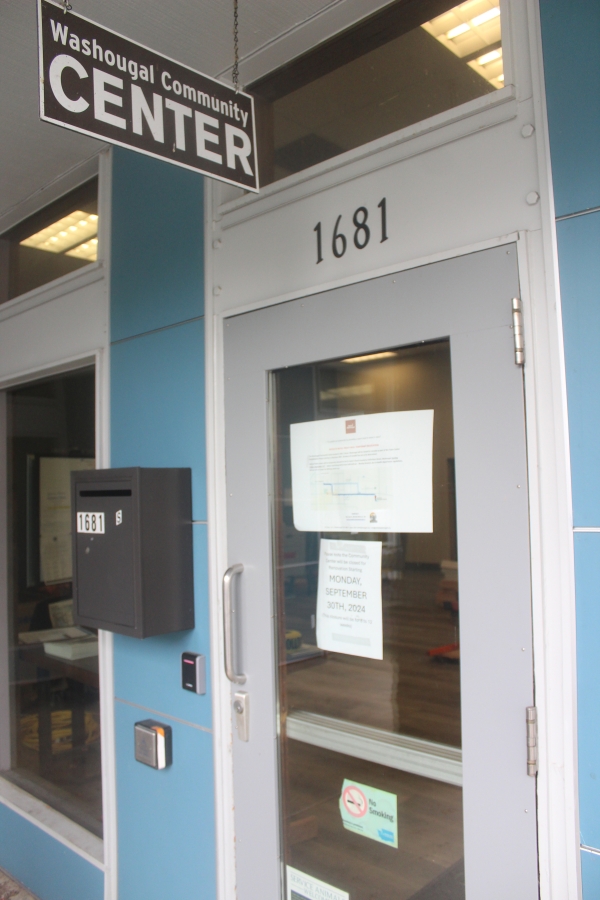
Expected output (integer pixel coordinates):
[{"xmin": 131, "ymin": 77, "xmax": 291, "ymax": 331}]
[
  {"xmin": 313, "ymin": 198, "xmax": 388, "ymax": 264},
  {"xmin": 77, "ymin": 512, "xmax": 105, "ymax": 534}
]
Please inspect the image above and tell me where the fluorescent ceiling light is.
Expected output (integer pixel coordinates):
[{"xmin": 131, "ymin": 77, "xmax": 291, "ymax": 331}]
[
  {"xmin": 472, "ymin": 7, "xmax": 500, "ymax": 26},
  {"xmin": 422, "ymin": 1, "xmax": 503, "ymax": 89},
  {"xmin": 342, "ymin": 351, "xmax": 397, "ymax": 363},
  {"xmin": 320, "ymin": 384, "xmax": 374, "ymax": 400},
  {"xmin": 477, "ymin": 49, "xmax": 501, "ymax": 65},
  {"xmin": 20, "ymin": 212, "xmax": 98, "ymax": 255},
  {"xmin": 447, "ymin": 23, "xmax": 470, "ymax": 38},
  {"xmin": 66, "ymin": 237, "xmax": 98, "ymax": 261}
]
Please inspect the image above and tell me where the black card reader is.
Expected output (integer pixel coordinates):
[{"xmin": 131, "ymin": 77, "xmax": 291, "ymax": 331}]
[{"xmin": 182, "ymin": 652, "xmax": 206, "ymax": 694}]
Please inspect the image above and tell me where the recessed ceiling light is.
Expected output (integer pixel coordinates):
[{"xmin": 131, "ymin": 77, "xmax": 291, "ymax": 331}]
[
  {"xmin": 472, "ymin": 7, "xmax": 500, "ymax": 26},
  {"xmin": 477, "ymin": 49, "xmax": 501, "ymax": 65},
  {"xmin": 447, "ymin": 23, "xmax": 470, "ymax": 39},
  {"xmin": 342, "ymin": 351, "xmax": 397, "ymax": 363},
  {"xmin": 20, "ymin": 211, "xmax": 99, "ymax": 255}
]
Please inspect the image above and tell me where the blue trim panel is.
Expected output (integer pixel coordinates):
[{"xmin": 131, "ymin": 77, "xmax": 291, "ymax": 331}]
[
  {"xmin": 114, "ymin": 524, "xmax": 212, "ymax": 728},
  {"xmin": 575, "ymin": 533, "xmax": 600, "ymax": 850},
  {"xmin": 0, "ymin": 804, "xmax": 103, "ymax": 900},
  {"xmin": 556, "ymin": 212, "xmax": 600, "ymax": 526},
  {"xmin": 110, "ymin": 149, "xmax": 215, "ymax": 898},
  {"xmin": 110, "ymin": 318, "xmax": 207, "ymax": 522},
  {"xmin": 110, "ymin": 146, "xmax": 204, "ymax": 342},
  {"xmin": 539, "ymin": 0, "xmax": 600, "ymax": 217},
  {"xmin": 115, "ymin": 702, "xmax": 216, "ymax": 900},
  {"xmin": 581, "ymin": 849, "xmax": 600, "ymax": 899}
]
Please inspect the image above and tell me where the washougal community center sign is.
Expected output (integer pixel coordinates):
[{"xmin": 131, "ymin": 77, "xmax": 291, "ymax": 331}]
[{"xmin": 38, "ymin": 0, "xmax": 259, "ymax": 191}]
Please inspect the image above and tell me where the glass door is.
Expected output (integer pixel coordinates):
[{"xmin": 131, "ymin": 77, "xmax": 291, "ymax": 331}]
[
  {"xmin": 223, "ymin": 245, "xmax": 538, "ymax": 900},
  {"xmin": 273, "ymin": 341, "xmax": 463, "ymax": 899}
]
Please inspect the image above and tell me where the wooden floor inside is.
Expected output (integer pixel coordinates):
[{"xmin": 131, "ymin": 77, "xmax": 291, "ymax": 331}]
[
  {"xmin": 285, "ymin": 568, "xmax": 462, "ymax": 747},
  {"xmin": 281, "ymin": 568, "xmax": 464, "ymax": 899},
  {"xmin": 285, "ymin": 741, "xmax": 464, "ymax": 900}
]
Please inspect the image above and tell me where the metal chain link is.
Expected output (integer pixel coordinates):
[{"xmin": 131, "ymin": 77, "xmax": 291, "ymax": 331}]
[
  {"xmin": 62, "ymin": 0, "xmax": 73, "ymax": 12},
  {"xmin": 232, "ymin": 0, "xmax": 240, "ymax": 92}
]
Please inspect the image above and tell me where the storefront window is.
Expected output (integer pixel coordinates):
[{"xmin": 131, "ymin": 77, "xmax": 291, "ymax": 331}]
[
  {"xmin": 4, "ymin": 368, "xmax": 101, "ymax": 836},
  {"xmin": 251, "ymin": 0, "xmax": 503, "ymax": 185},
  {"xmin": 0, "ymin": 179, "xmax": 98, "ymax": 304}
]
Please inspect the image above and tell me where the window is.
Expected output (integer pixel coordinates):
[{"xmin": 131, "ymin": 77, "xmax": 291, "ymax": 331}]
[
  {"xmin": 0, "ymin": 179, "xmax": 98, "ymax": 304},
  {"xmin": 250, "ymin": 0, "xmax": 503, "ymax": 185},
  {"xmin": 3, "ymin": 368, "xmax": 101, "ymax": 836}
]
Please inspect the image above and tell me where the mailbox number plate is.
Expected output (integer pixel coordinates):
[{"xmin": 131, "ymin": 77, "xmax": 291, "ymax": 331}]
[{"xmin": 77, "ymin": 512, "xmax": 105, "ymax": 534}]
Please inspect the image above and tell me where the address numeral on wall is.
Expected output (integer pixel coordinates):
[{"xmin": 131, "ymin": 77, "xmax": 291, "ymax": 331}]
[{"xmin": 314, "ymin": 198, "xmax": 388, "ymax": 264}]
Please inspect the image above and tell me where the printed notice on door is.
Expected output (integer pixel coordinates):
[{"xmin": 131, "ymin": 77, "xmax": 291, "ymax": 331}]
[
  {"xmin": 286, "ymin": 866, "xmax": 349, "ymax": 900},
  {"xmin": 316, "ymin": 539, "xmax": 383, "ymax": 659},
  {"xmin": 290, "ymin": 410, "xmax": 434, "ymax": 533},
  {"xmin": 39, "ymin": 456, "xmax": 95, "ymax": 584}
]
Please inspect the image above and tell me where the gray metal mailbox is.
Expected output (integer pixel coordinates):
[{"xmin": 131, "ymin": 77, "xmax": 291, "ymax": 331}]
[{"xmin": 71, "ymin": 467, "xmax": 194, "ymax": 638}]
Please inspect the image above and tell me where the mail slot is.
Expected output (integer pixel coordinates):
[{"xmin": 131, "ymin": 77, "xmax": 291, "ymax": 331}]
[{"xmin": 71, "ymin": 467, "xmax": 194, "ymax": 638}]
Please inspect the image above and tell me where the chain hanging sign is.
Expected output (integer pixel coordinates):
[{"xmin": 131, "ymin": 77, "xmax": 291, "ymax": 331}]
[{"xmin": 38, "ymin": 0, "xmax": 259, "ymax": 191}]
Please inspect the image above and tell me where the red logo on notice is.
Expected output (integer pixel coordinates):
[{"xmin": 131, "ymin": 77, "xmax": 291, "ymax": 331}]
[{"xmin": 346, "ymin": 420, "xmax": 356, "ymax": 434}]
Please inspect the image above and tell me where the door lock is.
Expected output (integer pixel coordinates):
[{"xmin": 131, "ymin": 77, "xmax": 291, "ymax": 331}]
[{"xmin": 234, "ymin": 691, "xmax": 249, "ymax": 742}]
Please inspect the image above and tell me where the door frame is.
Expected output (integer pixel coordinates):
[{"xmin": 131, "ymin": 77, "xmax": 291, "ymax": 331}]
[
  {"xmin": 204, "ymin": 3, "xmax": 580, "ymax": 894},
  {"xmin": 206, "ymin": 224, "xmax": 579, "ymax": 900}
]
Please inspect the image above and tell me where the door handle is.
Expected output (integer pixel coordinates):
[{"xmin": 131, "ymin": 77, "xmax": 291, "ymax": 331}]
[{"xmin": 223, "ymin": 564, "xmax": 246, "ymax": 684}]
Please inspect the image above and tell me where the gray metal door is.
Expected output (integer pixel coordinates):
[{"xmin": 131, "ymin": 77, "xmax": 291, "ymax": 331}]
[{"xmin": 223, "ymin": 245, "xmax": 538, "ymax": 900}]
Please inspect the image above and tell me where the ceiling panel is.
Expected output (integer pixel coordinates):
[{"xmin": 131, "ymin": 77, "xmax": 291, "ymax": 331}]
[{"xmin": 0, "ymin": 0, "xmax": 371, "ymax": 227}]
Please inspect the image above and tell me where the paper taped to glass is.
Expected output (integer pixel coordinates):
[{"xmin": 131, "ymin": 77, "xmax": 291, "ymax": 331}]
[
  {"xmin": 316, "ymin": 539, "xmax": 383, "ymax": 659},
  {"xmin": 286, "ymin": 866, "xmax": 349, "ymax": 900},
  {"xmin": 290, "ymin": 410, "xmax": 434, "ymax": 533}
]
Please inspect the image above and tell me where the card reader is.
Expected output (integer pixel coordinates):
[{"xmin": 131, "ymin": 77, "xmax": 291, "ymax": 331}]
[
  {"xmin": 134, "ymin": 720, "xmax": 172, "ymax": 769},
  {"xmin": 181, "ymin": 652, "xmax": 206, "ymax": 694}
]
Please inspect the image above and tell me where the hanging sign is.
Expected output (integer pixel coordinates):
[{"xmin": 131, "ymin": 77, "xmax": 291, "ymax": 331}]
[{"xmin": 37, "ymin": 0, "xmax": 259, "ymax": 191}]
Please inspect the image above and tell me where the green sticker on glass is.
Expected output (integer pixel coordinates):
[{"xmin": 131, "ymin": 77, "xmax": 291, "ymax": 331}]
[{"xmin": 339, "ymin": 779, "xmax": 398, "ymax": 848}]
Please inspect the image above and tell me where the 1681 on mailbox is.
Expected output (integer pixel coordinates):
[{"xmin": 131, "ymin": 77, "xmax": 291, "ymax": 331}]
[{"xmin": 71, "ymin": 467, "xmax": 194, "ymax": 638}]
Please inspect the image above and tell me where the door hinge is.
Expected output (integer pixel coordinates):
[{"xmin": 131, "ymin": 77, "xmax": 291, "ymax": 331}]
[
  {"xmin": 526, "ymin": 706, "xmax": 538, "ymax": 776},
  {"xmin": 512, "ymin": 297, "xmax": 525, "ymax": 366}
]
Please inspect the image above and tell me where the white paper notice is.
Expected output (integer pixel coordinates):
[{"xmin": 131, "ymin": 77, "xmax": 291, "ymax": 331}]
[
  {"xmin": 39, "ymin": 457, "xmax": 95, "ymax": 584},
  {"xmin": 286, "ymin": 866, "xmax": 349, "ymax": 900},
  {"xmin": 290, "ymin": 410, "xmax": 434, "ymax": 533},
  {"xmin": 316, "ymin": 539, "xmax": 383, "ymax": 660}
]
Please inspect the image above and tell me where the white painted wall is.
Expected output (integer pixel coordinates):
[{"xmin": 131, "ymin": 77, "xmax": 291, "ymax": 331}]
[{"xmin": 0, "ymin": 266, "xmax": 107, "ymax": 388}]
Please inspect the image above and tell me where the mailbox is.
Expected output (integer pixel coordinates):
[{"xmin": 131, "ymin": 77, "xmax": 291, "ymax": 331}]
[{"xmin": 71, "ymin": 467, "xmax": 194, "ymax": 638}]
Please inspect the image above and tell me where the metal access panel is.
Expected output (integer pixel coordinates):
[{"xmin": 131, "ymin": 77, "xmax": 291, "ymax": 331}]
[{"xmin": 71, "ymin": 467, "xmax": 194, "ymax": 638}]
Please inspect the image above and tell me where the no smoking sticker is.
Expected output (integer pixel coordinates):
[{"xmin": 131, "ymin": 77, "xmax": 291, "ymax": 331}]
[
  {"xmin": 342, "ymin": 784, "xmax": 368, "ymax": 818},
  {"xmin": 339, "ymin": 779, "xmax": 398, "ymax": 848}
]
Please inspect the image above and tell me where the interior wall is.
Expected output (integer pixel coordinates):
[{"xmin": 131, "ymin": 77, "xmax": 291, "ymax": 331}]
[
  {"xmin": 108, "ymin": 147, "xmax": 215, "ymax": 900},
  {"xmin": 540, "ymin": 0, "xmax": 600, "ymax": 895}
]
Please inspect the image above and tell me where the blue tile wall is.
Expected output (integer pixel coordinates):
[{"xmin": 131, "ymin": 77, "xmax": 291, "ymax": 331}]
[
  {"xmin": 556, "ymin": 212, "xmax": 600, "ymax": 526},
  {"xmin": 574, "ymin": 534, "xmax": 600, "ymax": 852},
  {"xmin": 109, "ymin": 147, "xmax": 214, "ymax": 898},
  {"xmin": 111, "ymin": 147, "xmax": 204, "ymax": 341},
  {"xmin": 110, "ymin": 318, "xmax": 207, "ymax": 522},
  {"xmin": 541, "ymin": 0, "xmax": 600, "ymax": 886},
  {"xmin": 0, "ymin": 804, "xmax": 103, "ymax": 900},
  {"xmin": 540, "ymin": 0, "xmax": 600, "ymax": 217},
  {"xmin": 113, "ymin": 525, "xmax": 212, "ymax": 728},
  {"xmin": 581, "ymin": 850, "xmax": 600, "ymax": 898},
  {"xmin": 114, "ymin": 703, "xmax": 216, "ymax": 900}
]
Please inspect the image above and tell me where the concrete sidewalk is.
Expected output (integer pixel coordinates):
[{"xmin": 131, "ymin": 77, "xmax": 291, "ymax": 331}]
[{"xmin": 0, "ymin": 870, "xmax": 39, "ymax": 900}]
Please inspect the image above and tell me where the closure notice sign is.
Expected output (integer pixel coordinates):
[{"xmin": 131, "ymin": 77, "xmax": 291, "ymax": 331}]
[{"xmin": 38, "ymin": 0, "xmax": 259, "ymax": 191}]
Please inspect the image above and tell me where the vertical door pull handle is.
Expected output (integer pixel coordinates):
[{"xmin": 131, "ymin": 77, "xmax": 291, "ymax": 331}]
[{"xmin": 223, "ymin": 564, "xmax": 246, "ymax": 684}]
